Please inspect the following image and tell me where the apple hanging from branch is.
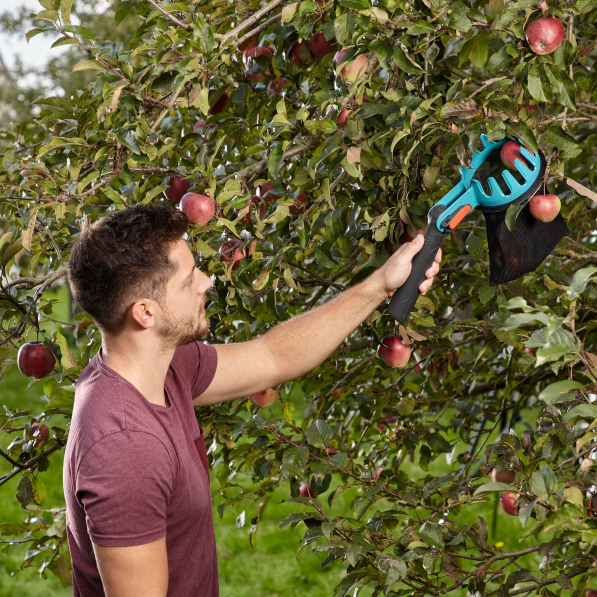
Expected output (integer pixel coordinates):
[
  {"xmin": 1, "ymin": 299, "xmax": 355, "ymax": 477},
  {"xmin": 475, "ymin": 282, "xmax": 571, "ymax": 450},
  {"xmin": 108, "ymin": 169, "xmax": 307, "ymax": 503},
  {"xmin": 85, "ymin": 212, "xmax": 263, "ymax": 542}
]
[
  {"xmin": 23, "ymin": 422, "xmax": 50, "ymax": 446},
  {"xmin": 500, "ymin": 491, "xmax": 520, "ymax": 516},
  {"xmin": 17, "ymin": 341, "xmax": 56, "ymax": 379},
  {"xmin": 219, "ymin": 239, "xmax": 248, "ymax": 271},
  {"xmin": 529, "ymin": 194, "xmax": 561, "ymax": 222},
  {"xmin": 249, "ymin": 388, "xmax": 279, "ymax": 408},
  {"xmin": 379, "ymin": 337, "xmax": 412, "ymax": 368},
  {"xmin": 525, "ymin": 17, "xmax": 565, "ymax": 55},
  {"xmin": 164, "ymin": 174, "xmax": 190, "ymax": 204},
  {"xmin": 500, "ymin": 141, "xmax": 534, "ymax": 172},
  {"xmin": 180, "ymin": 193, "xmax": 216, "ymax": 225}
]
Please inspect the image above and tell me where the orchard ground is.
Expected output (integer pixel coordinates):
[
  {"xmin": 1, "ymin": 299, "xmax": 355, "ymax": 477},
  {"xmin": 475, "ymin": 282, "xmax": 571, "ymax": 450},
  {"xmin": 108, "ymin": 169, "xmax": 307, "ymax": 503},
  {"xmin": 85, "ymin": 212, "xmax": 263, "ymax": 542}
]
[{"xmin": 0, "ymin": 286, "xmax": 555, "ymax": 596}]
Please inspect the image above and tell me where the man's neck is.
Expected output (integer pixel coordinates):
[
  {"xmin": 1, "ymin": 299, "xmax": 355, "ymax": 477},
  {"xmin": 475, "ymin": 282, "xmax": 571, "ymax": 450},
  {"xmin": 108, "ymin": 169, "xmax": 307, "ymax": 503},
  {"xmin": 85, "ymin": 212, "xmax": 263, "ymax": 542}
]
[{"xmin": 100, "ymin": 336, "xmax": 175, "ymax": 406}]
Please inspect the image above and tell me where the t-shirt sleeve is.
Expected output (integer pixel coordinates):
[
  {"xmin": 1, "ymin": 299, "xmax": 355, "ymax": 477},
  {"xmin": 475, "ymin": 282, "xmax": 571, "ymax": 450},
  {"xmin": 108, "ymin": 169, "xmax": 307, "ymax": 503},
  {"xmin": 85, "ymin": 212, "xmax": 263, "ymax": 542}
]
[
  {"xmin": 171, "ymin": 341, "xmax": 218, "ymax": 399},
  {"xmin": 76, "ymin": 431, "xmax": 177, "ymax": 547}
]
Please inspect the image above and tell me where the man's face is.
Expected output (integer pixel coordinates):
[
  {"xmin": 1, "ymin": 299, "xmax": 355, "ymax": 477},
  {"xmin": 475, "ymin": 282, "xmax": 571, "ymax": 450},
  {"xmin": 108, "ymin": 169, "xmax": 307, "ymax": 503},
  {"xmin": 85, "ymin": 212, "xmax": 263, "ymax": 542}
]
[{"xmin": 157, "ymin": 238, "xmax": 213, "ymax": 350}]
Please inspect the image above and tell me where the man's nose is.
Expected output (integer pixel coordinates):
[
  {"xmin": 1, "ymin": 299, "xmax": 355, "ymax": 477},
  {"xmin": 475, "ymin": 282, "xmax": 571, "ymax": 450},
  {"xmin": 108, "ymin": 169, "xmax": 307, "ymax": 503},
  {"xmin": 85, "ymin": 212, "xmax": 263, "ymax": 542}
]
[{"xmin": 198, "ymin": 270, "xmax": 213, "ymax": 292}]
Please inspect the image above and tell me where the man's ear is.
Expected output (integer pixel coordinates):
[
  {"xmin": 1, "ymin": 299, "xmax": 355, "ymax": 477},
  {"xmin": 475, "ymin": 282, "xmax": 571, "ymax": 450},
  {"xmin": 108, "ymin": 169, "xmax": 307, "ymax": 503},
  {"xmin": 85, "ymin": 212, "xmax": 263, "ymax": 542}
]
[{"xmin": 129, "ymin": 299, "xmax": 158, "ymax": 330}]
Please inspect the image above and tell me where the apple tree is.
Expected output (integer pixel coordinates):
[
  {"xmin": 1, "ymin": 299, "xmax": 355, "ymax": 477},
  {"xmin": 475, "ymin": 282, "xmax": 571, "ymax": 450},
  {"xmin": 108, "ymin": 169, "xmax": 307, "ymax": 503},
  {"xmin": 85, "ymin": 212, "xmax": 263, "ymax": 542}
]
[{"xmin": 1, "ymin": 0, "xmax": 597, "ymax": 594}]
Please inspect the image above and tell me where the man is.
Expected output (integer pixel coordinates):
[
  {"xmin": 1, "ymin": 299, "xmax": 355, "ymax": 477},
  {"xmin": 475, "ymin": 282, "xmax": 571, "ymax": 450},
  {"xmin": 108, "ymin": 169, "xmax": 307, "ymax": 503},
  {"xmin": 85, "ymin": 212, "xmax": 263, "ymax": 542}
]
[{"xmin": 63, "ymin": 204, "xmax": 441, "ymax": 596}]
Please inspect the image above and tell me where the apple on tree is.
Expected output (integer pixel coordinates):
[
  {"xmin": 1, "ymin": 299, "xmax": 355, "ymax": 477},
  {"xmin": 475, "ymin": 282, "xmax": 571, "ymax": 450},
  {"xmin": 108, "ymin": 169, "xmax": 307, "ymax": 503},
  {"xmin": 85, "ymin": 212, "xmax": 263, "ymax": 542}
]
[
  {"xmin": 500, "ymin": 141, "xmax": 534, "ymax": 172},
  {"xmin": 219, "ymin": 239, "xmax": 248, "ymax": 271},
  {"xmin": 529, "ymin": 194, "xmax": 561, "ymax": 223},
  {"xmin": 17, "ymin": 341, "xmax": 56, "ymax": 379},
  {"xmin": 308, "ymin": 32, "xmax": 337, "ymax": 58},
  {"xmin": 243, "ymin": 46, "xmax": 274, "ymax": 82},
  {"xmin": 267, "ymin": 78, "xmax": 292, "ymax": 94},
  {"xmin": 500, "ymin": 491, "xmax": 520, "ymax": 516},
  {"xmin": 164, "ymin": 174, "xmax": 190, "ymax": 203},
  {"xmin": 587, "ymin": 590, "xmax": 597, "ymax": 597},
  {"xmin": 334, "ymin": 49, "xmax": 369, "ymax": 84},
  {"xmin": 23, "ymin": 422, "xmax": 50, "ymax": 446},
  {"xmin": 209, "ymin": 92, "xmax": 229, "ymax": 116},
  {"xmin": 289, "ymin": 41, "xmax": 313, "ymax": 67},
  {"xmin": 289, "ymin": 192, "xmax": 309, "ymax": 215},
  {"xmin": 525, "ymin": 17, "xmax": 565, "ymax": 55},
  {"xmin": 491, "ymin": 467, "xmax": 515, "ymax": 484},
  {"xmin": 376, "ymin": 416, "xmax": 397, "ymax": 432},
  {"xmin": 180, "ymin": 193, "xmax": 216, "ymax": 225},
  {"xmin": 20, "ymin": 169, "xmax": 48, "ymax": 179},
  {"xmin": 249, "ymin": 387, "xmax": 279, "ymax": 408},
  {"xmin": 299, "ymin": 481, "xmax": 315, "ymax": 498},
  {"xmin": 379, "ymin": 337, "xmax": 412, "ymax": 368}
]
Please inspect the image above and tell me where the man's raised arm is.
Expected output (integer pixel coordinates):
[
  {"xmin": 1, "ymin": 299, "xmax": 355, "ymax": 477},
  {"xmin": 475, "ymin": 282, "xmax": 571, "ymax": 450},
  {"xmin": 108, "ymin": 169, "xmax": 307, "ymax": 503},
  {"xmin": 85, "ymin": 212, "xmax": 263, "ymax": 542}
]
[{"xmin": 194, "ymin": 236, "xmax": 441, "ymax": 406}]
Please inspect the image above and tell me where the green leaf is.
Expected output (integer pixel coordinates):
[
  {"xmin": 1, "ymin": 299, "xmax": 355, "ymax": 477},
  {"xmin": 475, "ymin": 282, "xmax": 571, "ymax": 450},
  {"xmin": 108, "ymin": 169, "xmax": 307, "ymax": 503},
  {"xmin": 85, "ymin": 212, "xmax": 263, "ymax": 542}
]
[
  {"xmin": 72, "ymin": 59, "xmax": 105, "ymax": 72},
  {"xmin": 505, "ymin": 203, "xmax": 525, "ymax": 234},
  {"xmin": 393, "ymin": 46, "xmax": 423, "ymax": 75},
  {"xmin": 268, "ymin": 145, "xmax": 285, "ymax": 182},
  {"xmin": 55, "ymin": 332, "xmax": 76, "ymax": 370},
  {"xmin": 527, "ymin": 64, "xmax": 546, "ymax": 102},
  {"xmin": 306, "ymin": 420, "xmax": 333, "ymax": 448},
  {"xmin": 63, "ymin": 24, "xmax": 96, "ymax": 40},
  {"xmin": 562, "ymin": 404, "xmax": 597, "ymax": 423},
  {"xmin": 193, "ymin": 17, "xmax": 215, "ymax": 54},
  {"xmin": 568, "ymin": 266, "xmax": 597, "ymax": 298},
  {"xmin": 504, "ymin": 119, "xmax": 538, "ymax": 153},
  {"xmin": 458, "ymin": 32, "xmax": 490, "ymax": 68},
  {"xmin": 418, "ymin": 523, "xmax": 443, "ymax": 546},
  {"xmin": 538, "ymin": 380, "xmax": 586, "ymax": 404},
  {"xmin": 35, "ymin": 9, "xmax": 59, "ymax": 22},
  {"xmin": 473, "ymin": 481, "xmax": 518, "ymax": 496},
  {"xmin": 554, "ymin": 70, "xmax": 576, "ymax": 110},
  {"xmin": 313, "ymin": 246, "xmax": 336, "ymax": 269},
  {"xmin": 546, "ymin": 125, "xmax": 582, "ymax": 159},
  {"xmin": 60, "ymin": 0, "xmax": 73, "ymax": 25}
]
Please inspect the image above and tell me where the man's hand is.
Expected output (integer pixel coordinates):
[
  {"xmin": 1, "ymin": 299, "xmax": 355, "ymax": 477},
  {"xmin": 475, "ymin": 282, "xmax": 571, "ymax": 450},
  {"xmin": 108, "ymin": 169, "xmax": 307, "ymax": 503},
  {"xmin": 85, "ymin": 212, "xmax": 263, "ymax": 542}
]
[{"xmin": 376, "ymin": 234, "xmax": 442, "ymax": 299}]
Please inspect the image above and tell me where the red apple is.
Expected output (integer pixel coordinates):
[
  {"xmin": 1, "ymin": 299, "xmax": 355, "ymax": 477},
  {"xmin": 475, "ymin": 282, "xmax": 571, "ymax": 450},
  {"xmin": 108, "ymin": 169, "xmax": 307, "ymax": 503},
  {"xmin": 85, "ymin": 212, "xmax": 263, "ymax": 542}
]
[
  {"xmin": 219, "ymin": 239, "xmax": 248, "ymax": 271},
  {"xmin": 267, "ymin": 77, "xmax": 291, "ymax": 94},
  {"xmin": 289, "ymin": 41, "xmax": 312, "ymax": 67},
  {"xmin": 238, "ymin": 34, "xmax": 259, "ymax": 53},
  {"xmin": 249, "ymin": 387, "xmax": 279, "ymax": 408},
  {"xmin": 164, "ymin": 174, "xmax": 190, "ymax": 203},
  {"xmin": 23, "ymin": 422, "xmax": 50, "ymax": 446},
  {"xmin": 334, "ymin": 49, "xmax": 369, "ymax": 83},
  {"xmin": 20, "ymin": 169, "xmax": 48, "ymax": 179},
  {"xmin": 180, "ymin": 193, "xmax": 216, "ymax": 225},
  {"xmin": 257, "ymin": 182, "xmax": 281, "ymax": 202},
  {"xmin": 376, "ymin": 416, "xmax": 397, "ymax": 431},
  {"xmin": 379, "ymin": 337, "xmax": 411, "ymax": 368},
  {"xmin": 524, "ymin": 347, "xmax": 534, "ymax": 355},
  {"xmin": 500, "ymin": 491, "xmax": 519, "ymax": 516},
  {"xmin": 325, "ymin": 447, "xmax": 338, "ymax": 455},
  {"xmin": 525, "ymin": 17, "xmax": 565, "ymax": 55},
  {"xmin": 529, "ymin": 194, "xmax": 561, "ymax": 223},
  {"xmin": 491, "ymin": 468, "xmax": 516, "ymax": 484},
  {"xmin": 337, "ymin": 109, "xmax": 352, "ymax": 125},
  {"xmin": 500, "ymin": 141, "xmax": 534, "ymax": 172},
  {"xmin": 17, "ymin": 342, "xmax": 56, "ymax": 379},
  {"xmin": 243, "ymin": 45, "xmax": 274, "ymax": 68},
  {"xmin": 399, "ymin": 231, "xmax": 416, "ymax": 245},
  {"xmin": 235, "ymin": 196, "xmax": 267, "ymax": 223},
  {"xmin": 193, "ymin": 119, "xmax": 206, "ymax": 133},
  {"xmin": 299, "ymin": 481, "xmax": 315, "ymax": 498},
  {"xmin": 586, "ymin": 590, "xmax": 597, "ymax": 597},
  {"xmin": 209, "ymin": 92, "xmax": 229, "ymax": 116},
  {"xmin": 308, "ymin": 32, "xmax": 338, "ymax": 58},
  {"xmin": 289, "ymin": 192, "xmax": 308, "ymax": 215},
  {"xmin": 203, "ymin": 123, "xmax": 217, "ymax": 143}
]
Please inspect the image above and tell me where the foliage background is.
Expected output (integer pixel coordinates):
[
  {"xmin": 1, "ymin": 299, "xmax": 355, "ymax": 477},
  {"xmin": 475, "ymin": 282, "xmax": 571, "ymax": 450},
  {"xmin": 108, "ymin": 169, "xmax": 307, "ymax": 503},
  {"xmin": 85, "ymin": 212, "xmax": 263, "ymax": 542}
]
[{"xmin": 1, "ymin": 0, "xmax": 597, "ymax": 596}]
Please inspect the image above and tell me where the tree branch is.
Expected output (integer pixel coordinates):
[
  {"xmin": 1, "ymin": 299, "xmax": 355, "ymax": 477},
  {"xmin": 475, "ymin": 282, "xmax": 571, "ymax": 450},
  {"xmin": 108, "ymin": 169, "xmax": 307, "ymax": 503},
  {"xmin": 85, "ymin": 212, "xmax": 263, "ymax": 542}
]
[
  {"xmin": 235, "ymin": 13, "xmax": 282, "ymax": 48},
  {"xmin": 216, "ymin": 0, "xmax": 286, "ymax": 44},
  {"xmin": 145, "ymin": 0, "xmax": 192, "ymax": 30}
]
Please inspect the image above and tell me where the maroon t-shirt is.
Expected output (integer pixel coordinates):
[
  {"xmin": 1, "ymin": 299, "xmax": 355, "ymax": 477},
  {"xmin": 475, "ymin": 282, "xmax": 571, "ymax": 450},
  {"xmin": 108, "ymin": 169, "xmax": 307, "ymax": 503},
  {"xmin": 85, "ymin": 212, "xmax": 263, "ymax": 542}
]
[{"xmin": 63, "ymin": 341, "xmax": 219, "ymax": 596}]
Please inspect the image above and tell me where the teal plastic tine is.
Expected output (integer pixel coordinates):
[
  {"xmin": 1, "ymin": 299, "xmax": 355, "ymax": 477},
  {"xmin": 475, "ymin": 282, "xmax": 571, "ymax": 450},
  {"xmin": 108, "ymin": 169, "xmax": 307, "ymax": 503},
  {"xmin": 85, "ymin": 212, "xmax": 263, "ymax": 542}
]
[
  {"xmin": 513, "ymin": 159, "xmax": 535, "ymax": 181},
  {"xmin": 519, "ymin": 146, "xmax": 537, "ymax": 163},
  {"xmin": 502, "ymin": 169, "xmax": 522, "ymax": 193},
  {"xmin": 488, "ymin": 176, "xmax": 507, "ymax": 197}
]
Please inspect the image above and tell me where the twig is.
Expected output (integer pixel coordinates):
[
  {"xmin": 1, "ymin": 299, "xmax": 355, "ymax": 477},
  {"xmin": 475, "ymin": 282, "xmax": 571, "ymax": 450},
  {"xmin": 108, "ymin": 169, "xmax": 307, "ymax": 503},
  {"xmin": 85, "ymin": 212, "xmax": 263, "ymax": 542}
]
[
  {"xmin": 146, "ymin": 0, "xmax": 191, "ymax": 30},
  {"xmin": 216, "ymin": 0, "xmax": 286, "ymax": 44},
  {"xmin": 468, "ymin": 76, "xmax": 510, "ymax": 100},
  {"xmin": 235, "ymin": 13, "xmax": 282, "ymax": 48}
]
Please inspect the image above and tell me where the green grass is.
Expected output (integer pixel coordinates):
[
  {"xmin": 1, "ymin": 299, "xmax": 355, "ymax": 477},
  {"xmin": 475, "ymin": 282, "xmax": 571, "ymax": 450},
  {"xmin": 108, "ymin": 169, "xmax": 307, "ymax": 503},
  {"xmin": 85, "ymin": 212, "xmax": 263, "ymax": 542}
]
[{"xmin": 0, "ymin": 287, "xmax": 548, "ymax": 595}]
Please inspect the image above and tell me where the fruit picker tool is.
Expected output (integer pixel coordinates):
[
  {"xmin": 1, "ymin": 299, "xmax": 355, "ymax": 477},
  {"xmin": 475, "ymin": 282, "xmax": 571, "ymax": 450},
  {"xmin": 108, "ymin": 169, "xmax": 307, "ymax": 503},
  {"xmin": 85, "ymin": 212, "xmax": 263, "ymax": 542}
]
[{"xmin": 388, "ymin": 134, "xmax": 570, "ymax": 324}]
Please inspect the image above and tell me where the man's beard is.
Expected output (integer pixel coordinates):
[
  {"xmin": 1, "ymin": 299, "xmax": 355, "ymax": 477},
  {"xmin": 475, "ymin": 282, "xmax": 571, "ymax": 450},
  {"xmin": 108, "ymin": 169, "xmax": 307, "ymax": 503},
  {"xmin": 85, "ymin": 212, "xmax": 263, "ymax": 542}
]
[{"xmin": 157, "ymin": 303, "xmax": 210, "ymax": 351}]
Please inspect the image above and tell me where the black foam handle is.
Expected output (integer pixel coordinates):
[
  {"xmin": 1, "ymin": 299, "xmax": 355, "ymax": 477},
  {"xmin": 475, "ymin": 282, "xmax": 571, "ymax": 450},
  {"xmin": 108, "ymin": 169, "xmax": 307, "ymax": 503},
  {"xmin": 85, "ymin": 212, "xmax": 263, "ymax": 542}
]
[{"xmin": 387, "ymin": 204, "xmax": 449, "ymax": 325}]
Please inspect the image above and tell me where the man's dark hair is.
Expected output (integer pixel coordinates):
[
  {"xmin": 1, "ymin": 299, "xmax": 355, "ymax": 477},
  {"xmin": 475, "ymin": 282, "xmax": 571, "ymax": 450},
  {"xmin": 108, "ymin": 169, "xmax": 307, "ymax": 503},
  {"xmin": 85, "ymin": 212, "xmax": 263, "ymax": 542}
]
[{"xmin": 67, "ymin": 204, "xmax": 189, "ymax": 335}]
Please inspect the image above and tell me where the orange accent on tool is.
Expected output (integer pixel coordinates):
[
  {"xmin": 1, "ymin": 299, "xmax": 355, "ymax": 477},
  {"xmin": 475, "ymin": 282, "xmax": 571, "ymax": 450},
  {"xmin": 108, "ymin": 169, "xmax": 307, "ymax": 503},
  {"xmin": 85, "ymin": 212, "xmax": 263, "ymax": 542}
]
[{"xmin": 449, "ymin": 205, "xmax": 472, "ymax": 229}]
